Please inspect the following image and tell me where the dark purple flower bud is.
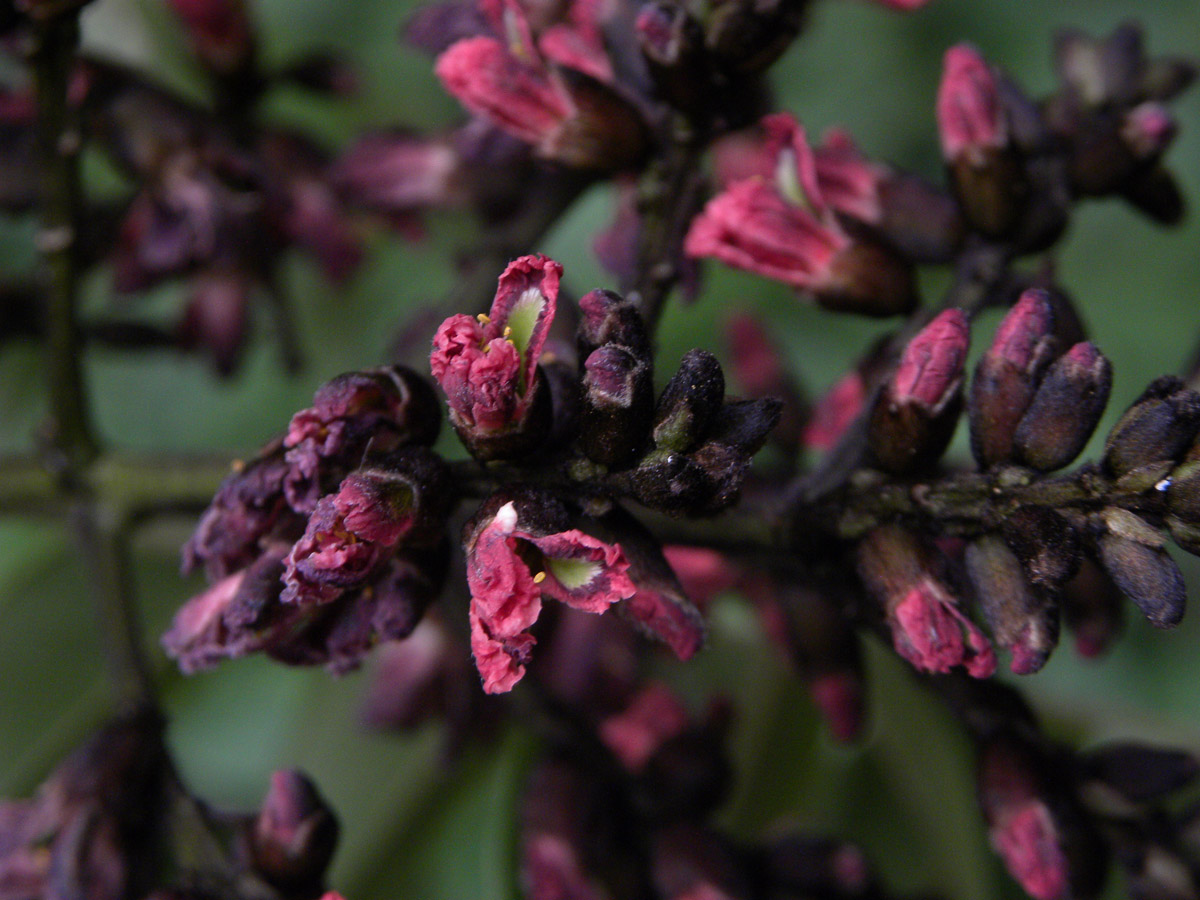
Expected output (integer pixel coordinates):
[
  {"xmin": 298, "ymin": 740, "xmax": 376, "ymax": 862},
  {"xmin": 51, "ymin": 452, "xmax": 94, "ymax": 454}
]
[
  {"xmin": 1095, "ymin": 507, "xmax": 1186, "ymax": 629},
  {"xmin": 970, "ymin": 290, "xmax": 1059, "ymax": 469},
  {"xmin": 636, "ymin": 2, "xmax": 708, "ymax": 117},
  {"xmin": 576, "ymin": 288, "xmax": 651, "ymax": 361},
  {"xmin": 874, "ymin": 170, "xmax": 965, "ymax": 264},
  {"xmin": 249, "ymin": 770, "xmax": 338, "ymax": 892},
  {"xmin": 1104, "ymin": 377, "xmax": 1200, "ymax": 477},
  {"xmin": 702, "ymin": 0, "xmax": 808, "ymax": 75},
  {"xmin": 966, "ymin": 535, "xmax": 1058, "ymax": 674},
  {"xmin": 1001, "ymin": 507, "xmax": 1081, "ymax": 592},
  {"xmin": 1013, "ymin": 342, "xmax": 1112, "ymax": 472},
  {"xmin": 184, "ymin": 447, "xmax": 293, "ymax": 579},
  {"xmin": 283, "ymin": 449, "xmax": 452, "ymax": 606},
  {"xmin": 653, "ymin": 350, "xmax": 726, "ymax": 453},
  {"xmin": 580, "ymin": 344, "xmax": 655, "ymax": 467},
  {"xmin": 858, "ymin": 525, "xmax": 995, "ymax": 678},
  {"xmin": 283, "ymin": 365, "xmax": 441, "ymax": 512},
  {"xmin": 869, "ymin": 309, "xmax": 968, "ymax": 474}
]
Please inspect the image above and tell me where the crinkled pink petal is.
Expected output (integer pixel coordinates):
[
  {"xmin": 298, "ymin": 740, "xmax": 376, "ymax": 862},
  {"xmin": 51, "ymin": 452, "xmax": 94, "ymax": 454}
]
[
  {"xmin": 814, "ymin": 128, "xmax": 885, "ymax": 225},
  {"xmin": 892, "ymin": 308, "xmax": 969, "ymax": 408},
  {"xmin": 489, "ymin": 253, "xmax": 562, "ymax": 391},
  {"xmin": 467, "ymin": 507, "xmax": 544, "ymax": 636},
  {"xmin": 938, "ymin": 44, "xmax": 1006, "ymax": 163},
  {"xmin": 528, "ymin": 529, "xmax": 636, "ymax": 613},
  {"xmin": 624, "ymin": 588, "xmax": 705, "ymax": 660},
  {"xmin": 470, "ymin": 601, "xmax": 537, "ymax": 693},
  {"xmin": 762, "ymin": 112, "xmax": 826, "ymax": 215},
  {"xmin": 992, "ymin": 803, "xmax": 1069, "ymax": 900},
  {"xmin": 684, "ymin": 180, "xmax": 847, "ymax": 289},
  {"xmin": 435, "ymin": 37, "xmax": 573, "ymax": 148},
  {"xmin": 539, "ymin": 24, "xmax": 613, "ymax": 83}
]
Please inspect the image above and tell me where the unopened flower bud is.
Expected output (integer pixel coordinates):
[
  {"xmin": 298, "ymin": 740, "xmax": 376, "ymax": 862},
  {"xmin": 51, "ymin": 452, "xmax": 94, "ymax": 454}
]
[
  {"xmin": 580, "ymin": 345, "xmax": 655, "ymax": 467},
  {"xmin": 653, "ymin": 350, "xmax": 726, "ymax": 453},
  {"xmin": 938, "ymin": 44, "xmax": 1025, "ymax": 238},
  {"xmin": 868, "ymin": 309, "xmax": 968, "ymax": 474},
  {"xmin": 970, "ymin": 290, "xmax": 1059, "ymax": 469},
  {"xmin": 577, "ymin": 288, "xmax": 651, "ymax": 361},
  {"xmin": 1001, "ymin": 507, "xmax": 1081, "ymax": 591},
  {"xmin": 435, "ymin": 37, "xmax": 646, "ymax": 171},
  {"xmin": 858, "ymin": 525, "xmax": 995, "ymax": 678},
  {"xmin": 250, "ymin": 770, "xmax": 339, "ymax": 891},
  {"xmin": 1096, "ymin": 507, "xmax": 1186, "ymax": 629},
  {"xmin": 965, "ymin": 535, "xmax": 1058, "ymax": 674},
  {"xmin": 1013, "ymin": 342, "xmax": 1112, "ymax": 472},
  {"xmin": 703, "ymin": 0, "xmax": 808, "ymax": 75},
  {"xmin": 1121, "ymin": 103, "xmax": 1178, "ymax": 160},
  {"xmin": 1104, "ymin": 376, "xmax": 1200, "ymax": 477},
  {"xmin": 168, "ymin": 0, "xmax": 255, "ymax": 77},
  {"xmin": 636, "ymin": 2, "xmax": 708, "ymax": 116}
]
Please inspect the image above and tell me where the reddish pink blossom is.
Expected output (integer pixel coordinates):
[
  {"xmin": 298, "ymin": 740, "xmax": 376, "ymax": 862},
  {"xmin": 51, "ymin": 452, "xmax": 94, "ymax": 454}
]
[
  {"xmin": 891, "ymin": 308, "xmax": 969, "ymax": 409},
  {"xmin": 435, "ymin": 36, "xmax": 574, "ymax": 148},
  {"xmin": 938, "ymin": 45, "xmax": 1007, "ymax": 164},
  {"xmin": 811, "ymin": 128, "xmax": 886, "ymax": 225},
  {"xmin": 333, "ymin": 132, "xmax": 462, "ymax": 214},
  {"xmin": 809, "ymin": 673, "xmax": 864, "ymax": 743},
  {"xmin": 991, "ymin": 802, "xmax": 1069, "ymax": 900},
  {"xmin": 283, "ymin": 473, "xmax": 415, "ymax": 605},
  {"xmin": 539, "ymin": 0, "xmax": 613, "ymax": 83},
  {"xmin": 431, "ymin": 254, "xmax": 561, "ymax": 433},
  {"xmin": 684, "ymin": 179, "xmax": 848, "ymax": 290},
  {"xmin": 600, "ymin": 683, "xmax": 690, "ymax": 771},
  {"xmin": 522, "ymin": 834, "xmax": 605, "ymax": 900},
  {"xmin": 890, "ymin": 582, "xmax": 996, "ymax": 677},
  {"xmin": 803, "ymin": 371, "xmax": 866, "ymax": 451},
  {"xmin": 467, "ymin": 501, "xmax": 636, "ymax": 693},
  {"xmin": 167, "ymin": 0, "xmax": 255, "ymax": 74}
]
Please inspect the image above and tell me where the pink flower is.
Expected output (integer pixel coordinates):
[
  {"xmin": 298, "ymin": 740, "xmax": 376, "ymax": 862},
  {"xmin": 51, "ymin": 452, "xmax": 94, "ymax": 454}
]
[
  {"xmin": 991, "ymin": 803, "xmax": 1069, "ymax": 900},
  {"xmin": 436, "ymin": 36, "xmax": 575, "ymax": 148},
  {"xmin": 599, "ymin": 682, "xmax": 690, "ymax": 771},
  {"xmin": 803, "ymin": 371, "xmax": 866, "ymax": 451},
  {"xmin": 431, "ymin": 254, "xmax": 561, "ymax": 434},
  {"xmin": 938, "ymin": 45, "xmax": 1007, "ymax": 165},
  {"xmin": 686, "ymin": 114, "xmax": 912, "ymax": 314},
  {"xmin": 466, "ymin": 500, "xmax": 636, "ymax": 693},
  {"xmin": 890, "ymin": 582, "xmax": 996, "ymax": 677},
  {"xmin": 891, "ymin": 308, "xmax": 969, "ymax": 410}
]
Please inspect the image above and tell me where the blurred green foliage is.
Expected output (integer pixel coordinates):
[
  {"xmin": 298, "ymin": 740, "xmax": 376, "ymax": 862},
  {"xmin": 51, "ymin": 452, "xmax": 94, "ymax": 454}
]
[{"xmin": 2, "ymin": 0, "xmax": 1200, "ymax": 897}]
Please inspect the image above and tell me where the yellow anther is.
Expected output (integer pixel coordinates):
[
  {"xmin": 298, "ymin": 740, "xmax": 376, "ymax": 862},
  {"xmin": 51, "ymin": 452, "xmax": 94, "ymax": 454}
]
[
  {"xmin": 533, "ymin": 571, "xmax": 547, "ymax": 584},
  {"xmin": 503, "ymin": 325, "xmax": 513, "ymax": 339},
  {"xmin": 477, "ymin": 313, "xmax": 491, "ymax": 325}
]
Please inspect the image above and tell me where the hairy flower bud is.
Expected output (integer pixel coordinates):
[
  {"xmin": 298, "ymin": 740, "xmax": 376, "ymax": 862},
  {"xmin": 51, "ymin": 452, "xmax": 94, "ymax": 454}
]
[
  {"xmin": 577, "ymin": 288, "xmax": 651, "ymax": 361},
  {"xmin": 250, "ymin": 770, "xmax": 339, "ymax": 892},
  {"xmin": 1001, "ymin": 507, "xmax": 1081, "ymax": 592},
  {"xmin": 653, "ymin": 350, "xmax": 726, "ymax": 453},
  {"xmin": 580, "ymin": 344, "xmax": 654, "ymax": 467},
  {"xmin": 1103, "ymin": 376, "xmax": 1200, "ymax": 477},
  {"xmin": 868, "ymin": 309, "xmax": 968, "ymax": 474},
  {"xmin": 1012, "ymin": 342, "xmax": 1112, "ymax": 472},
  {"xmin": 970, "ymin": 290, "xmax": 1059, "ymax": 468},
  {"xmin": 1096, "ymin": 507, "xmax": 1186, "ymax": 629}
]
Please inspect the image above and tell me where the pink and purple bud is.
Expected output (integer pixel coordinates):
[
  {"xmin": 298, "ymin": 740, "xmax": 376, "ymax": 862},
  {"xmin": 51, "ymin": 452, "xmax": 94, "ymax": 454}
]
[
  {"xmin": 466, "ymin": 494, "xmax": 636, "ymax": 693},
  {"xmin": 332, "ymin": 132, "xmax": 463, "ymax": 216},
  {"xmin": 282, "ymin": 453, "xmax": 447, "ymax": 606},
  {"xmin": 858, "ymin": 525, "xmax": 996, "ymax": 678},
  {"xmin": 938, "ymin": 44, "xmax": 1007, "ymax": 165},
  {"xmin": 969, "ymin": 289, "xmax": 1059, "ymax": 469},
  {"xmin": 250, "ymin": 770, "xmax": 339, "ymax": 892},
  {"xmin": 868, "ymin": 309, "xmax": 969, "ymax": 473},
  {"xmin": 431, "ymin": 254, "xmax": 561, "ymax": 457},
  {"xmin": 686, "ymin": 115, "xmax": 912, "ymax": 316}
]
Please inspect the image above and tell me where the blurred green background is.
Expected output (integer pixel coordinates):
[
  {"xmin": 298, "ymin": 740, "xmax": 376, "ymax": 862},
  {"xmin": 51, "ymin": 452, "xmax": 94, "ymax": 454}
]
[{"xmin": 2, "ymin": 0, "xmax": 1200, "ymax": 896}]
